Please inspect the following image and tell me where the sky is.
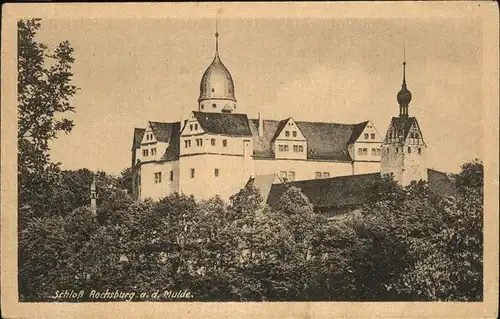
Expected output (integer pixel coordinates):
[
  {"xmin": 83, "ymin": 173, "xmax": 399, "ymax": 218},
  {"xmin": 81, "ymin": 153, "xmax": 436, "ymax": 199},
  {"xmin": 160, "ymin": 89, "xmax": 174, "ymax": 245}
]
[{"xmin": 36, "ymin": 17, "xmax": 483, "ymax": 175}]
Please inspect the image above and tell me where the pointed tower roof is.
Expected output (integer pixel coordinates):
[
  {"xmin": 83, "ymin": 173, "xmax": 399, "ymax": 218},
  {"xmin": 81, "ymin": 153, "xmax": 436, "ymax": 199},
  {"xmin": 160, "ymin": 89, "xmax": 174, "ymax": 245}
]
[
  {"xmin": 397, "ymin": 46, "xmax": 412, "ymax": 107},
  {"xmin": 198, "ymin": 23, "xmax": 236, "ymax": 102}
]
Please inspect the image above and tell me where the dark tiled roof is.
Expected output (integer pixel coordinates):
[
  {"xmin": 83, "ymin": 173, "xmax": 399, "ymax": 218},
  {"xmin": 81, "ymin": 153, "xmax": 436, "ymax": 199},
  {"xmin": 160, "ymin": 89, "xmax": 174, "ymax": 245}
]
[
  {"xmin": 248, "ymin": 119, "xmax": 282, "ymax": 158},
  {"xmin": 132, "ymin": 128, "xmax": 146, "ymax": 150},
  {"xmin": 347, "ymin": 121, "xmax": 369, "ymax": 144},
  {"xmin": 193, "ymin": 111, "xmax": 252, "ymax": 136},
  {"xmin": 266, "ymin": 173, "xmax": 381, "ymax": 210},
  {"xmin": 427, "ymin": 168, "xmax": 456, "ymax": 197},
  {"xmin": 160, "ymin": 122, "xmax": 181, "ymax": 161},
  {"xmin": 295, "ymin": 121, "xmax": 361, "ymax": 161},
  {"xmin": 150, "ymin": 121, "xmax": 178, "ymax": 143},
  {"xmin": 249, "ymin": 118, "xmax": 371, "ymax": 161}
]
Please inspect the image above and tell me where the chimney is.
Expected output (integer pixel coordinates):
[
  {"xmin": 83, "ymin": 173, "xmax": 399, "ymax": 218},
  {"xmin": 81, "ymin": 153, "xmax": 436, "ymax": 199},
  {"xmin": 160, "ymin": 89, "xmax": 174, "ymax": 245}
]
[{"xmin": 258, "ymin": 112, "xmax": 264, "ymax": 137}]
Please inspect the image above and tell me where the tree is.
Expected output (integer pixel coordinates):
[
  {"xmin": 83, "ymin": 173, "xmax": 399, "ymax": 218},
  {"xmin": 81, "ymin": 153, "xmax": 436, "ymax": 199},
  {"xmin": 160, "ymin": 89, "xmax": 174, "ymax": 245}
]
[{"xmin": 18, "ymin": 18, "xmax": 79, "ymax": 217}]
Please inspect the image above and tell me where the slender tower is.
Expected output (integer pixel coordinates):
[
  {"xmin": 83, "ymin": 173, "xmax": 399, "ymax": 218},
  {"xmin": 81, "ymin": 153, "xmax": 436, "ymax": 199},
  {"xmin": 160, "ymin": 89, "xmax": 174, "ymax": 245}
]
[
  {"xmin": 380, "ymin": 50, "xmax": 428, "ymax": 185},
  {"xmin": 90, "ymin": 175, "xmax": 97, "ymax": 216}
]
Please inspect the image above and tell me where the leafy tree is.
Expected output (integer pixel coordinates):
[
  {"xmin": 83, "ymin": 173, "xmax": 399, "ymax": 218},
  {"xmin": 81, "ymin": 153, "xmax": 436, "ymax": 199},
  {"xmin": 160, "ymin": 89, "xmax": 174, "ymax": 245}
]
[{"xmin": 18, "ymin": 18, "xmax": 79, "ymax": 217}]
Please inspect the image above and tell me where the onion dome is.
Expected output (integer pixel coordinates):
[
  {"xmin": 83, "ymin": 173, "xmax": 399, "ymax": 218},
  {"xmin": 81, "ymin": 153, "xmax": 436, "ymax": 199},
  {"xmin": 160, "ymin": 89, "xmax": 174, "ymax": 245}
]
[
  {"xmin": 198, "ymin": 31, "xmax": 236, "ymax": 102},
  {"xmin": 397, "ymin": 61, "xmax": 412, "ymax": 106}
]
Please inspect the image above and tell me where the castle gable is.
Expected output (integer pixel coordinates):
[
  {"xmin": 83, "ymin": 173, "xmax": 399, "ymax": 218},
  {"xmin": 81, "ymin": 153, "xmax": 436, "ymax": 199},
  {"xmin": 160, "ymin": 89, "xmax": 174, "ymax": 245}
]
[
  {"xmin": 273, "ymin": 118, "xmax": 306, "ymax": 142},
  {"xmin": 180, "ymin": 112, "xmax": 206, "ymax": 137}
]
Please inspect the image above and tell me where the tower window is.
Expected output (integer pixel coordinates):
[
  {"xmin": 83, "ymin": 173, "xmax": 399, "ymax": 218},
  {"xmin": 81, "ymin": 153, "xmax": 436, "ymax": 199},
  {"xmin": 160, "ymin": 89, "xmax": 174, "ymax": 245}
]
[
  {"xmin": 211, "ymin": 88, "xmax": 215, "ymax": 92},
  {"xmin": 214, "ymin": 168, "xmax": 219, "ymax": 177},
  {"xmin": 212, "ymin": 103, "xmax": 216, "ymax": 108},
  {"xmin": 154, "ymin": 172, "xmax": 162, "ymax": 184},
  {"xmin": 190, "ymin": 168, "xmax": 195, "ymax": 178},
  {"xmin": 223, "ymin": 139, "xmax": 228, "ymax": 147},
  {"xmin": 211, "ymin": 138, "xmax": 216, "ymax": 146},
  {"xmin": 169, "ymin": 170, "xmax": 174, "ymax": 181}
]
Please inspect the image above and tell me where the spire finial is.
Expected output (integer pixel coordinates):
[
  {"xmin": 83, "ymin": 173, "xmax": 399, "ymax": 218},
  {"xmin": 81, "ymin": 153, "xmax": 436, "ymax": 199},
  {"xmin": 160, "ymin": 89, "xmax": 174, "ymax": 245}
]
[
  {"xmin": 402, "ymin": 42, "xmax": 406, "ymax": 86},
  {"xmin": 215, "ymin": 16, "xmax": 219, "ymax": 55}
]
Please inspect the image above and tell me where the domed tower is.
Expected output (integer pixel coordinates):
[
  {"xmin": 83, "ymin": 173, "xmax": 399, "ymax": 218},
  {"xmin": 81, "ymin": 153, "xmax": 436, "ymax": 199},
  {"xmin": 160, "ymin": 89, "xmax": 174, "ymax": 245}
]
[
  {"xmin": 380, "ymin": 53, "xmax": 428, "ymax": 186},
  {"xmin": 198, "ymin": 28, "xmax": 237, "ymax": 113}
]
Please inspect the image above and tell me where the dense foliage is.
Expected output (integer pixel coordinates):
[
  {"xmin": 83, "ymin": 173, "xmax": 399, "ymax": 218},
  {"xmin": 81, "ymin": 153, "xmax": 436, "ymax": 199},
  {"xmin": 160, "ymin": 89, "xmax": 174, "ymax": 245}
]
[{"xmin": 19, "ymin": 161, "xmax": 483, "ymax": 302}]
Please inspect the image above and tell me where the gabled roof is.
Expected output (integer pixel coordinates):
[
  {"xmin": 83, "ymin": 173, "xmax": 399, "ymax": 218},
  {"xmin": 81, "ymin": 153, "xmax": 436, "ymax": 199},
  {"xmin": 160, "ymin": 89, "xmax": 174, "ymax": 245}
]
[
  {"xmin": 248, "ymin": 119, "xmax": 282, "ymax": 158},
  {"xmin": 388, "ymin": 116, "xmax": 417, "ymax": 141},
  {"xmin": 271, "ymin": 118, "xmax": 291, "ymax": 141},
  {"xmin": 132, "ymin": 128, "xmax": 146, "ymax": 150},
  {"xmin": 192, "ymin": 111, "xmax": 252, "ymax": 136},
  {"xmin": 347, "ymin": 121, "xmax": 369, "ymax": 144},
  {"xmin": 266, "ymin": 173, "xmax": 381, "ymax": 210},
  {"xmin": 295, "ymin": 121, "xmax": 361, "ymax": 161},
  {"xmin": 160, "ymin": 122, "xmax": 181, "ymax": 161},
  {"xmin": 150, "ymin": 121, "xmax": 178, "ymax": 143}
]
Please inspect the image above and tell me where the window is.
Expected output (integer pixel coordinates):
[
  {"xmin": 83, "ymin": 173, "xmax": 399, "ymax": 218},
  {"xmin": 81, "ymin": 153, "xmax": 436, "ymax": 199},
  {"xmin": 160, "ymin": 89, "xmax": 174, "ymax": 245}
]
[
  {"xmin": 415, "ymin": 133, "xmax": 420, "ymax": 139},
  {"xmin": 323, "ymin": 172, "xmax": 330, "ymax": 178},
  {"xmin": 190, "ymin": 168, "xmax": 195, "ymax": 178},
  {"xmin": 315, "ymin": 172, "xmax": 322, "ymax": 179},
  {"xmin": 284, "ymin": 145, "xmax": 289, "ymax": 152},
  {"xmin": 211, "ymin": 138, "xmax": 216, "ymax": 146},
  {"xmin": 222, "ymin": 139, "xmax": 227, "ymax": 147},
  {"xmin": 293, "ymin": 131, "xmax": 297, "ymax": 137},
  {"xmin": 195, "ymin": 124, "xmax": 198, "ymax": 130},
  {"xmin": 169, "ymin": 170, "xmax": 173, "ymax": 181},
  {"xmin": 408, "ymin": 147, "xmax": 411, "ymax": 153},
  {"xmin": 143, "ymin": 149, "xmax": 149, "ymax": 157},
  {"xmin": 190, "ymin": 124, "xmax": 193, "ymax": 131},
  {"xmin": 358, "ymin": 148, "xmax": 368, "ymax": 156},
  {"xmin": 409, "ymin": 132, "xmax": 414, "ymax": 138},
  {"xmin": 395, "ymin": 147, "xmax": 399, "ymax": 153},
  {"xmin": 371, "ymin": 148, "xmax": 380, "ymax": 156},
  {"xmin": 151, "ymin": 148, "xmax": 157, "ymax": 156},
  {"xmin": 196, "ymin": 138, "xmax": 203, "ymax": 146},
  {"xmin": 293, "ymin": 145, "xmax": 298, "ymax": 152},
  {"xmin": 201, "ymin": 104, "xmax": 204, "ymax": 110},
  {"xmin": 146, "ymin": 134, "xmax": 149, "ymax": 141},
  {"xmin": 154, "ymin": 172, "xmax": 162, "ymax": 184},
  {"xmin": 371, "ymin": 133, "xmax": 375, "ymax": 140},
  {"xmin": 214, "ymin": 168, "xmax": 219, "ymax": 177},
  {"xmin": 418, "ymin": 147, "xmax": 422, "ymax": 154},
  {"xmin": 364, "ymin": 133, "xmax": 369, "ymax": 139},
  {"xmin": 357, "ymin": 148, "xmax": 363, "ymax": 156},
  {"xmin": 212, "ymin": 103, "xmax": 216, "ymax": 108},
  {"xmin": 288, "ymin": 171, "xmax": 295, "ymax": 181},
  {"xmin": 211, "ymin": 88, "xmax": 215, "ymax": 92},
  {"xmin": 184, "ymin": 140, "xmax": 191, "ymax": 148},
  {"xmin": 363, "ymin": 148, "xmax": 368, "ymax": 155},
  {"xmin": 280, "ymin": 171, "xmax": 287, "ymax": 179},
  {"xmin": 279, "ymin": 145, "xmax": 284, "ymax": 152},
  {"xmin": 298, "ymin": 145, "xmax": 304, "ymax": 152},
  {"xmin": 285, "ymin": 131, "xmax": 290, "ymax": 137}
]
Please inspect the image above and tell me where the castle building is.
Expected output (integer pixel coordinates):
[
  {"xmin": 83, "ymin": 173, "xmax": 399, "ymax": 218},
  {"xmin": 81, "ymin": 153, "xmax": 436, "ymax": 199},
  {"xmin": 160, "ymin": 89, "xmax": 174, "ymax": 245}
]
[{"xmin": 130, "ymin": 30, "xmax": 420, "ymax": 202}]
